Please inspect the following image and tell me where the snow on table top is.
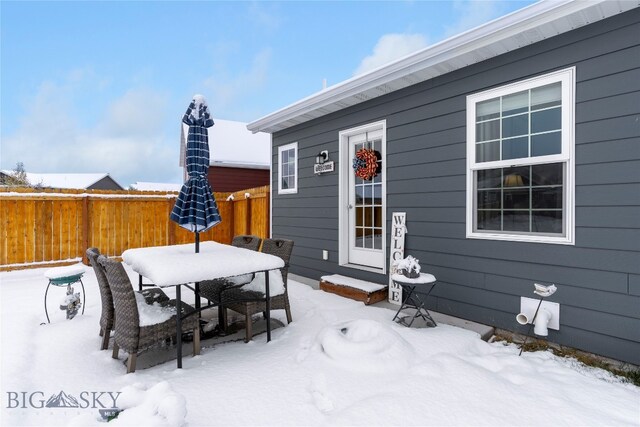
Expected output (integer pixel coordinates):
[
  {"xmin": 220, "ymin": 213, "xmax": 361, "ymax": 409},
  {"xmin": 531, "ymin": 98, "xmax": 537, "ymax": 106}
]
[
  {"xmin": 321, "ymin": 274, "xmax": 386, "ymax": 292},
  {"xmin": 44, "ymin": 264, "xmax": 85, "ymax": 279},
  {"xmin": 122, "ymin": 241, "xmax": 284, "ymax": 287},
  {"xmin": 391, "ymin": 272, "xmax": 436, "ymax": 284}
]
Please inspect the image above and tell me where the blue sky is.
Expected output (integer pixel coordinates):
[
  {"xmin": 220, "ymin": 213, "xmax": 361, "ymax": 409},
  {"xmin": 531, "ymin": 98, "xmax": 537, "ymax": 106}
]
[{"xmin": 1, "ymin": 0, "xmax": 535, "ymax": 187}]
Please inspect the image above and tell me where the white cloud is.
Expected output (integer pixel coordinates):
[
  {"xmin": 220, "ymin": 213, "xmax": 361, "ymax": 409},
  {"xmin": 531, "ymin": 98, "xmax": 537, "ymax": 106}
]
[
  {"xmin": 444, "ymin": 0, "xmax": 508, "ymax": 37},
  {"xmin": 1, "ymin": 74, "xmax": 181, "ymax": 188},
  {"xmin": 201, "ymin": 48, "xmax": 271, "ymax": 121},
  {"xmin": 353, "ymin": 33, "xmax": 429, "ymax": 76}
]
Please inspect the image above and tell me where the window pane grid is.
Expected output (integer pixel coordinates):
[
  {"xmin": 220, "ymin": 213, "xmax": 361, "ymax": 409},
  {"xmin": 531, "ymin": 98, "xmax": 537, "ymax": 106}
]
[
  {"xmin": 476, "ymin": 164, "xmax": 564, "ymax": 234},
  {"xmin": 476, "ymin": 86, "xmax": 561, "ymax": 163},
  {"xmin": 353, "ymin": 137, "xmax": 382, "ymax": 249},
  {"xmin": 279, "ymin": 145, "xmax": 297, "ymax": 192}
]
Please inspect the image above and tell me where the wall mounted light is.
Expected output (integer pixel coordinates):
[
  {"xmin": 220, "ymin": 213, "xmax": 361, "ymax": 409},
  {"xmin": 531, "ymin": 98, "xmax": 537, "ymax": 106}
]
[
  {"xmin": 316, "ymin": 150, "xmax": 329, "ymax": 165},
  {"xmin": 314, "ymin": 150, "xmax": 334, "ymax": 175}
]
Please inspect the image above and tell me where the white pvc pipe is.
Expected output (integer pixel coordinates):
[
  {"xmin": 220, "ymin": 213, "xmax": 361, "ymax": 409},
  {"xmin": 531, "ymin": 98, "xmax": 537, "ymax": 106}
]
[
  {"xmin": 516, "ymin": 313, "xmax": 529, "ymax": 325},
  {"xmin": 533, "ymin": 308, "xmax": 551, "ymax": 337}
]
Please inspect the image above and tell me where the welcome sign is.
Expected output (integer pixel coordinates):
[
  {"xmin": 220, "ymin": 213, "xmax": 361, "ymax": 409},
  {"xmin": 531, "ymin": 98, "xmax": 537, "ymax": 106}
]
[{"xmin": 388, "ymin": 212, "xmax": 407, "ymax": 304}]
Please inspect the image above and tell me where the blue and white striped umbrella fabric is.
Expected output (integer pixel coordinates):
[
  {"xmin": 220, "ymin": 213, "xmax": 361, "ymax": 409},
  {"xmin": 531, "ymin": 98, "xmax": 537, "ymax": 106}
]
[{"xmin": 170, "ymin": 95, "xmax": 221, "ymax": 233}]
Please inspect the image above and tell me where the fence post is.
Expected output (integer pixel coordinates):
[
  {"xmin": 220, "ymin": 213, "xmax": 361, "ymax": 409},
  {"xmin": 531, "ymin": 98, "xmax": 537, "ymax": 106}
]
[
  {"xmin": 266, "ymin": 188, "xmax": 270, "ymax": 238},
  {"xmin": 228, "ymin": 197, "xmax": 235, "ymax": 243},
  {"xmin": 81, "ymin": 195, "xmax": 89, "ymax": 265},
  {"xmin": 246, "ymin": 197, "xmax": 252, "ymax": 236},
  {"xmin": 168, "ymin": 198, "xmax": 175, "ymax": 246}
]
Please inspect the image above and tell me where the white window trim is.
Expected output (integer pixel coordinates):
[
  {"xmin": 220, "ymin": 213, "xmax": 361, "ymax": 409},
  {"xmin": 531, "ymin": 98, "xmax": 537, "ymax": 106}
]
[
  {"xmin": 278, "ymin": 142, "xmax": 298, "ymax": 195},
  {"xmin": 338, "ymin": 120, "xmax": 387, "ymax": 274},
  {"xmin": 465, "ymin": 67, "xmax": 575, "ymax": 245}
]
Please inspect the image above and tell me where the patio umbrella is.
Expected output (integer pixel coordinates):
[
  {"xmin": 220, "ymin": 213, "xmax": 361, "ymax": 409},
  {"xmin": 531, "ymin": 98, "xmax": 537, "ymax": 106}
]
[{"xmin": 170, "ymin": 94, "xmax": 221, "ymax": 253}]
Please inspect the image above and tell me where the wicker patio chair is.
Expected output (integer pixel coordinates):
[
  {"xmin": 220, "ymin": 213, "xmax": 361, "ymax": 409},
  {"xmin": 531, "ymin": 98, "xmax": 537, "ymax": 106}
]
[
  {"xmin": 97, "ymin": 255, "xmax": 200, "ymax": 373},
  {"xmin": 86, "ymin": 248, "xmax": 171, "ymax": 350},
  {"xmin": 221, "ymin": 238, "xmax": 294, "ymax": 342},
  {"xmin": 199, "ymin": 235, "xmax": 263, "ymax": 305}
]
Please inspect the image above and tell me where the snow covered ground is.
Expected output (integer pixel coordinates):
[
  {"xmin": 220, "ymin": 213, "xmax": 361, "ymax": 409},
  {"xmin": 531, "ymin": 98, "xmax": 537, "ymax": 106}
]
[{"xmin": 1, "ymin": 265, "xmax": 638, "ymax": 426}]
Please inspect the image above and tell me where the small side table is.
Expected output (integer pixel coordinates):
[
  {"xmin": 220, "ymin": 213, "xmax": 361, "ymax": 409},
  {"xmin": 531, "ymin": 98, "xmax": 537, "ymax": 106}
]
[
  {"xmin": 391, "ymin": 273, "xmax": 437, "ymax": 328},
  {"xmin": 44, "ymin": 265, "xmax": 86, "ymax": 323}
]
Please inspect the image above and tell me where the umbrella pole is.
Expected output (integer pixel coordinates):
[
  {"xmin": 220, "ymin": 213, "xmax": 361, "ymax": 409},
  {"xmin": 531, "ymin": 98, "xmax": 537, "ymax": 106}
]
[{"xmin": 194, "ymin": 231, "xmax": 202, "ymax": 320}]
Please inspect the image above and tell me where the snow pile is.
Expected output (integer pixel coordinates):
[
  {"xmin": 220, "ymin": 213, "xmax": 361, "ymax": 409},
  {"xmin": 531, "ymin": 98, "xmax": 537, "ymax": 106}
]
[
  {"xmin": 240, "ymin": 270, "xmax": 285, "ymax": 296},
  {"xmin": 320, "ymin": 274, "xmax": 386, "ymax": 292},
  {"xmin": 134, "ymin": 293, "xmax": 175, "ymax": 326},
  {"xmin": 315, "ymin": 319, "xmax": 415, "ymax": 372},
  {"xmin": 44, "ymin": 264, "xmax": 85, "ymax": 279},
  {"xmin": 110, "ymin": 382, "xmax": 187, "ymax": 426}
]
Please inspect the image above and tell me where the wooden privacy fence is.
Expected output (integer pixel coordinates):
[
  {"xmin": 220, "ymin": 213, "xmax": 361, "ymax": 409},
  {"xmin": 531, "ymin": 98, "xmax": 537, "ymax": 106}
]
[{"xmin": 0, "ymin": 185, "xmax": 270, "ymax": 270}]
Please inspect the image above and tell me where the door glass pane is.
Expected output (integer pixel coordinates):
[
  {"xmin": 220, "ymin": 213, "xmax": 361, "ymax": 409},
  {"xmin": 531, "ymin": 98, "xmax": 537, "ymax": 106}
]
[
  {"xmin": 373, "ymin": 228, "xmax": 383, "ymax": 249},
  {"xmin": 355, "ymin": 186, "xmax": 364, "ymax": 205},
  {"xmin": 364, "ymin": 207, "xmax": 373, "ymax": 227},
  {"xmin": 364, "ymin": 185, "xmax": 373, "ymax": 206},
  {"xmin": 355, "ymin": 207, "xmax": 363, "ymax": 227},
  {"xmin": 374, "ymin": 206, "xmax": 382, "ymax": 227}
]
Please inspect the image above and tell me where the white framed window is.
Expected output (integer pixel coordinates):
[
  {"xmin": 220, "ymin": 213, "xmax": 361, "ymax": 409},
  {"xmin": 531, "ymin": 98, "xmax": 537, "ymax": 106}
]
[
  {"xmin": 466, "ymin": 68, "xmax": 575, "ymax": 245},
  {"xmin": 278, "ymin": 142, "xmax": 298, "ymax": 194}
]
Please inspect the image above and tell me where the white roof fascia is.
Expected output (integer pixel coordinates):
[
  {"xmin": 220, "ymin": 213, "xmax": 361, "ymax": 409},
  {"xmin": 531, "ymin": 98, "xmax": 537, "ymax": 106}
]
[
  {"xmin": 248, "ymin": 0, "xmax": 638, "ymax": 134},
  {"xmin": 210, "ymin": 161, "xmax": 270, "ymax": 170}
]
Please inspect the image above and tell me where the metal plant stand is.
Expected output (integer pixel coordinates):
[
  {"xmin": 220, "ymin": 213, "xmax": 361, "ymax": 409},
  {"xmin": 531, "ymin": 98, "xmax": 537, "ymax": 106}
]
[
  {"xmin": 44, "ymin": 273, "xmax": 85, "ymax": 323},
  {"xmin": 391, "ymin": 273, "xmax": 438, "ymax": 328}
]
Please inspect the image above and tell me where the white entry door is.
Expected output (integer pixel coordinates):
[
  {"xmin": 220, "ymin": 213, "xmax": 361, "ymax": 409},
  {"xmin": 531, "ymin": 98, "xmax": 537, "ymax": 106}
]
[{"xmin": 339, "ymin": 122, "xmax": 386, "ymax": 272}]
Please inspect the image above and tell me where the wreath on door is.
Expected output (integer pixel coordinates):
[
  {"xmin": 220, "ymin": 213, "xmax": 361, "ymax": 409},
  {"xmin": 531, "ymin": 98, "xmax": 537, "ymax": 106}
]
[{"xmin": 352, "ymin": 148, "xmax": 381, "ymax": 181}]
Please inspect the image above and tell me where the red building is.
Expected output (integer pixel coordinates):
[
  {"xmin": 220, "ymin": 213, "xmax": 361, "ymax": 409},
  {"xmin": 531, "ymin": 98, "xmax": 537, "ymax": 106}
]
[{"xmin": 180, "ymin": 118, "xmax": 270, "ymax": 192}]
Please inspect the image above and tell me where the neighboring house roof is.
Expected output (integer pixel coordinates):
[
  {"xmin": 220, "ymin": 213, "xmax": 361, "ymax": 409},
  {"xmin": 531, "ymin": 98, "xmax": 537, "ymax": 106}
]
[
  {"xmin": 247, "ymin": 0, "xmax": 638, "ymax": 134},
  {"xmin": 1, "ymin": 171, "xmax": 124, "ymax": 190},
  {"xmin": 180, "ymin": 118, "xmax": 271, "ymax": 170},
  {"xmin": 130, "ymin": 182, "xmax": 182, "ymax": 192}
]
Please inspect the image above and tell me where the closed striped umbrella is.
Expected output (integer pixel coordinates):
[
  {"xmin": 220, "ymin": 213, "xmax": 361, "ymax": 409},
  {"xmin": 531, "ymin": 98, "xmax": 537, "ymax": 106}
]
[{"xmin": 170, "ymin": 95, "xmax": 221, "ymax": 251}]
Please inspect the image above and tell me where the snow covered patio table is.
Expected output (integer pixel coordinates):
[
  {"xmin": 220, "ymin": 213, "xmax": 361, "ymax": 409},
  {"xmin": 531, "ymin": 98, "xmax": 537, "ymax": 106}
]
[{"xmin": 122, "ymin": 241, "xmax": 285, "ymax": 368}]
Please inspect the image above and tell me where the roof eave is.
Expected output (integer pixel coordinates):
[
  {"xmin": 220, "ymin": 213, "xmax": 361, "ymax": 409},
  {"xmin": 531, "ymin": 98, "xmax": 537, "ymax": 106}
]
[{"xmin": 247, "ymin": 0, "xmax": 631, "ymax": 134}]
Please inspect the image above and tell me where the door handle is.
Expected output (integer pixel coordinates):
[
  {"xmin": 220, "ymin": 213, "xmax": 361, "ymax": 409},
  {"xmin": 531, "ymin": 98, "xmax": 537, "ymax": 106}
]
[{"xmin": 348, "ymin": 204, "xmax": 353, "ymax": 209}]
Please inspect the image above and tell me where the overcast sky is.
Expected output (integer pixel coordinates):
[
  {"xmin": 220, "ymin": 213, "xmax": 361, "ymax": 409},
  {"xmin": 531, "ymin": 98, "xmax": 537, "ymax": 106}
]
[{"xmin": 1, "ymin": 0, "xmax": 534, "ymax": 187}]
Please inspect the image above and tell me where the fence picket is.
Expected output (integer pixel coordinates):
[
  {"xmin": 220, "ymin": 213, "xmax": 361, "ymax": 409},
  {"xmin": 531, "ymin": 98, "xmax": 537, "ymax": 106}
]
[{"xmin": 0, "ymin": 186, "xmax": 269, "ymax": 269}]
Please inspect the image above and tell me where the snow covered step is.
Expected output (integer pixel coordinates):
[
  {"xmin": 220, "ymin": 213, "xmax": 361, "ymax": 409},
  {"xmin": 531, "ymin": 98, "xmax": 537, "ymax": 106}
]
[{"xmin": 319, "ymin": 274, "xmax": 388, "ymax": 305}]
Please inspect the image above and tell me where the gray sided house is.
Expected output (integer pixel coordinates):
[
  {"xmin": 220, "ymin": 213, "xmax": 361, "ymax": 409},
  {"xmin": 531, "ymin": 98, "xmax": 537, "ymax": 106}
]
[{"xmin": 249, "ymin": 1, "xmax": 640, "ymax": 365}]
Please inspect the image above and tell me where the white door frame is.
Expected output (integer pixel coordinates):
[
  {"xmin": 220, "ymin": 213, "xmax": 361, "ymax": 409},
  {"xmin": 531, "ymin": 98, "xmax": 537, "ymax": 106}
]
[{"xmin": 338, "ymin": 120, "xmax": 387, "ymax": 274}]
